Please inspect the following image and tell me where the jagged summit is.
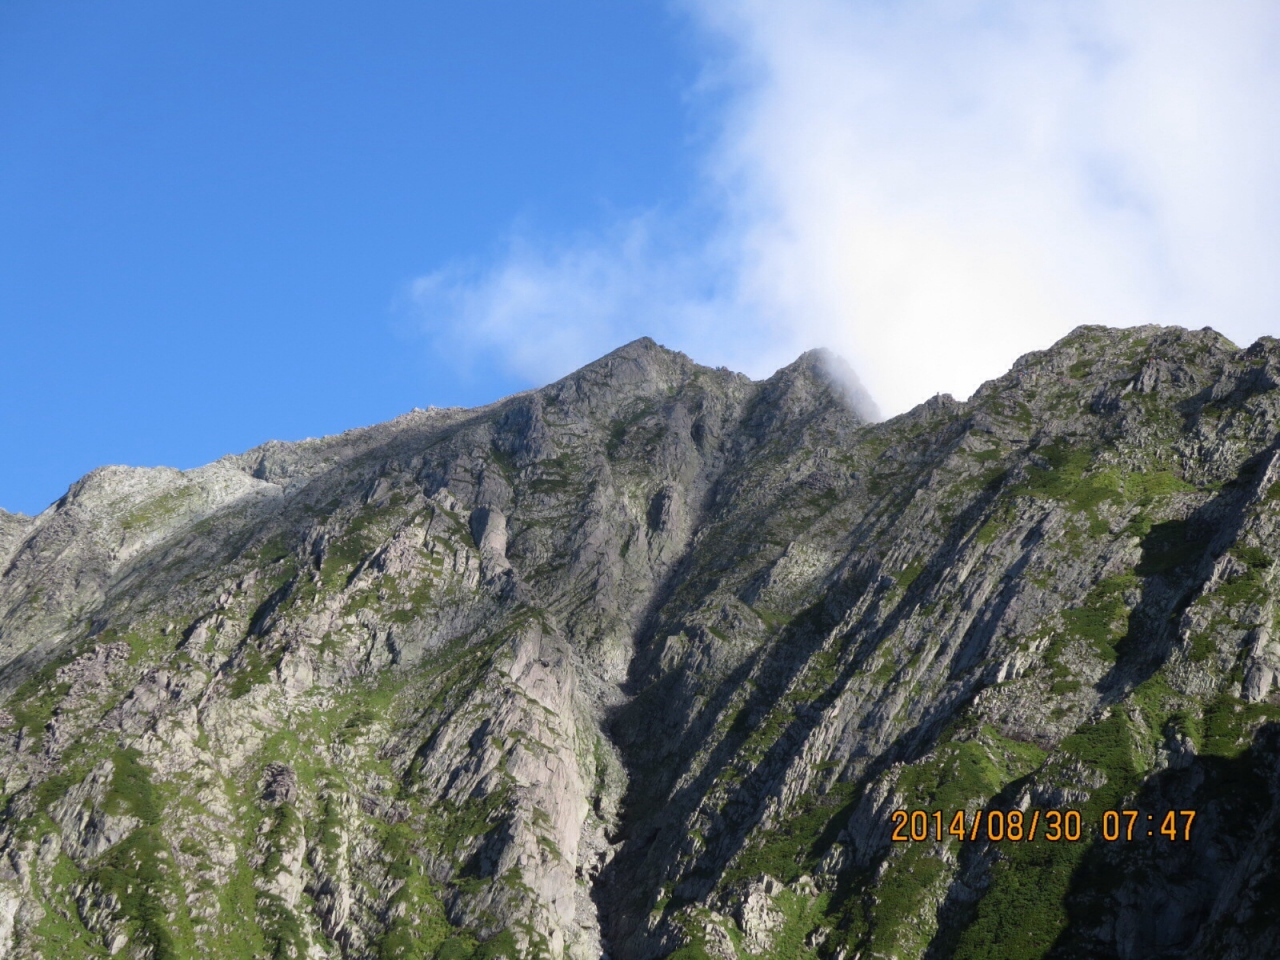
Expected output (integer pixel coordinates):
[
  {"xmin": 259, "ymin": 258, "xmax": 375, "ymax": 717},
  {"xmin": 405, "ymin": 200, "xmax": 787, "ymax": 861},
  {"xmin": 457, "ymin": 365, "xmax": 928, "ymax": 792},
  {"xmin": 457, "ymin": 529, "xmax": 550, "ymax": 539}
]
[
  {"xmin": 19, "ymin": 338, "xmax": 865, "ymax": 514},
  {"xmin": 2, "ymin": 325, "xmax": 1280, "ymax": 959}
]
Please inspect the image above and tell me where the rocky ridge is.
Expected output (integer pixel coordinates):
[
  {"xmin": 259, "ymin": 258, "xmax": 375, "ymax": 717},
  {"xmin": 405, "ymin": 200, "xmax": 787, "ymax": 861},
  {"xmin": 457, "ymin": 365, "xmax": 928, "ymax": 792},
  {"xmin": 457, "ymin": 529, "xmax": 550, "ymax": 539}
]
[{"xmin": 0, "ymin": 327, "xmax": 1279, "ymax": 959}]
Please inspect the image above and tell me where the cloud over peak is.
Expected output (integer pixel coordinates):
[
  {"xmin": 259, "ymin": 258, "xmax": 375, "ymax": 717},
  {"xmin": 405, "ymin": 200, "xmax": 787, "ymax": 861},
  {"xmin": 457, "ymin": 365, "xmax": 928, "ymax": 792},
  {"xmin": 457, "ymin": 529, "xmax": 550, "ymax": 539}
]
[{"xmin": 412, "ymin": 0, "xmax": 1280, "ymax": 416}]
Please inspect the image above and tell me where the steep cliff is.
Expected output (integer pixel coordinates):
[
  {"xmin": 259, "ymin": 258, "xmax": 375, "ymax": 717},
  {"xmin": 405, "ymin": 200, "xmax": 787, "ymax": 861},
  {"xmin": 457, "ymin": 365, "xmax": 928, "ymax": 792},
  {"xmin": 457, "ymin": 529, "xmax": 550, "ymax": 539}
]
[{"xmin": 1, "ymin": 326, "xmax": 1279, "ymax": 960}]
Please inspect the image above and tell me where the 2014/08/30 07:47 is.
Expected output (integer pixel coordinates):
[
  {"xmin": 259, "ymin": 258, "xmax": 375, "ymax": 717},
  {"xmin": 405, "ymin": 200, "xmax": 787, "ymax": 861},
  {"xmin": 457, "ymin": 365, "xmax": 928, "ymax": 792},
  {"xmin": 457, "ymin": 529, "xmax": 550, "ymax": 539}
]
[{"xmin": 889, "ymin": 808, "xmax": 1197, "ymax": 843}]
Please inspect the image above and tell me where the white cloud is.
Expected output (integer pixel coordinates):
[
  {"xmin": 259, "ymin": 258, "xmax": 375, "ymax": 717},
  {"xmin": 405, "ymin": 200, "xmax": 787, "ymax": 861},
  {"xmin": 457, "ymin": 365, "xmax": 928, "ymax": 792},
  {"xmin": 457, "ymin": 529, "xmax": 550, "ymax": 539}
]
[
  {"xmin": 412, "ymin": 0, "xmax": 1280, "ymax": 417},
  {"xmin": 409, "ymin": 217, "xmax": 790, "ymax": 383}
]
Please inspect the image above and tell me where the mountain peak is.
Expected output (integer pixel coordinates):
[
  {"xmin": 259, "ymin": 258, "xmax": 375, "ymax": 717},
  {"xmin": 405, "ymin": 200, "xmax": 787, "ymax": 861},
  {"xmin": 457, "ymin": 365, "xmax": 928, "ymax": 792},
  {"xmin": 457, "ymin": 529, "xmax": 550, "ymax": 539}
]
[{"xmin": 4, "ymin": 326, "xmax": 1280, "ymax": 958}]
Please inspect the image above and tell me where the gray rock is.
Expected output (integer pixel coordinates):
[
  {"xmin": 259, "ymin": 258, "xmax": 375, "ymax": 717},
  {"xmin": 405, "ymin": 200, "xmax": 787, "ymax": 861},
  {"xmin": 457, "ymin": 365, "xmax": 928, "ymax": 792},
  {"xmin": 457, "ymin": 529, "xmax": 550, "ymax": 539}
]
[{"xmin": 0, "ymin": 328, "xmax": 1279, "ymax": 958}]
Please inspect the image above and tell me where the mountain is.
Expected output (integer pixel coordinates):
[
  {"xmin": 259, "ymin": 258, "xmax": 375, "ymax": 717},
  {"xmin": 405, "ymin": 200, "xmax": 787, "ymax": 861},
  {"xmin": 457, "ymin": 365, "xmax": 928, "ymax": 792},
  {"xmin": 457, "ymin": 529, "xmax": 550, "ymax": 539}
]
[{"xmin": 2, "ymin": 325, "xmax": 1280, "ymax": 960}]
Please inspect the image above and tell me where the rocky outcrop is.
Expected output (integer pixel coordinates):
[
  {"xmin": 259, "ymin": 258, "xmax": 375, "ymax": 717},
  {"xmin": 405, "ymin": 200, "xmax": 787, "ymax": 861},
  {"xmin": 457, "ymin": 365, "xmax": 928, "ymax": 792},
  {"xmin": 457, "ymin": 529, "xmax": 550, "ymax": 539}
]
[{"xmin": 1, "ymin": 328, "xmax": 1279, "ymax": 959}]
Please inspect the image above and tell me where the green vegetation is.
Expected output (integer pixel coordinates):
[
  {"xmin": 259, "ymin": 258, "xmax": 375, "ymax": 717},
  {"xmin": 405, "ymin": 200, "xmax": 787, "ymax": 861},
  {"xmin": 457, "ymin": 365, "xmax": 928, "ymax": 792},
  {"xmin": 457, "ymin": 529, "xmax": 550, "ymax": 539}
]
[
  {"xmin": 1165, "ymin": 708, "xmax": 1203, "ymax": 749},
  {"xmin": 5, "ymin": 637, "xmax": 92, "ymax": 745},
  {"xmin": 1061, "ymin": 574, "xmax": 1136, "ymax": 661},
  {"xmin": 105, "ymin": 747, "xmax": 163, "ymax": 824},
  {"xmin": 120, "ymin": 486, "xmax": 199, "ymax": 532},
  {"xmin": 728, "ymin": 783, "xmax": 857, "ymax": 885},
  {"xmin": 528, "ymin": 453, "xmax": 577, "ymax": 495},
  {"xmin": 255, "ymin": 890, "xmax": 305, "ymax": 960},
  {"xmin": 488, "ymin": 446, "xmax": 519, "ymax": 483},
  {"xmin": 6, "ymin": 327, "xmax": 1279, "ymax": 960},
  {"xmin": 227, "ymin": 640, "xmax": 285, "ymax": 699},
  {"xmin": 32, "ymin": 772, "xmax": 79, "ymax": 811},
  {"xmin": 951, "ymin": 714, "xmax": 1140, "ymax": 960},
  {"xmin": 29, "ymin": 854, "xmax": 98, "ymax": 957},
  {"xmin": 895, "ymin": 558, "xmax": 926, "ymax": 592},
  {"xmin": 389, "ymin": 579, "xmax": 436, "ymax": 624},
  {"xmin": 1125, "ymin": 471, "xmax": 1196, "ymax": 499},
  {"xmin": 9, "ymin": 677, "xmax": 70, "ymax": 747},
  {"xmin": 1214, "ymin": 555, "xmax": 1271, "ymax": 612},
  {"xmin": 730, "ymin": 700, "xmax": 796, "ymax": 769},
  {"xmin": 606, "ymin": 401, "xmax": 658, "ymax": 458},
  {"xmin": 1202, "ymin": 694, "xmax": 1280, "ymax": 758},
  {"xmin": 788, "ymin": 643, "xmax": 841, "ymax": 703},
  {"xmin": 1013, "ymin": 440, "xmax": 1195, "ymax": 538},
  {"xmin": 827, "ymin": 726, "xmax": 1046, "ymax": 958},
  {"xmin": 975, "ymin": 519, "xmax": 1003, "ymax": 544},
  {"xmin": 1128, "ymin": 674, "xmax": 1179, "ymax": 743},
  {"xmin": 87, "ymin": 826, "xmax": 196, "ymax": 960},
  {"xmin": 371, "ymin": 825, "xmax": 453, "ymax": 959},
  {"xmin": 1232, "ymin": 544, "xmax": 1274, "ymax": 569},
  {"xmin": 252, "ymin": 533, "xmax": 294, "ymax": 566},
  {"xmin": 760, "ymin": 889, "xmax": 826, "ymax": 960},
  {"xmin": 65, "ymin": 752, "xmax": 183, "ymax": 960},
  {"xmin": 1015, "ymin": 442, "xmax": 1115, "ymax": 519},
  {"xmin": 415, "ymin": 780, "xmax": 515, "ymax": 867},
  {"xmin": 1187, "ymin": 630, "xmax": 1218, "ymax": 662},
  {"xmin": 667, "ymin": 938, "xmax": 714, "ymax": 960},
  {"xmin": 319, "ymin": 502, "xmax": 409, "ymax": 589},
  {"xmin": 967, "ymin": 447, "xmax": 1004, "ymax": 464}
]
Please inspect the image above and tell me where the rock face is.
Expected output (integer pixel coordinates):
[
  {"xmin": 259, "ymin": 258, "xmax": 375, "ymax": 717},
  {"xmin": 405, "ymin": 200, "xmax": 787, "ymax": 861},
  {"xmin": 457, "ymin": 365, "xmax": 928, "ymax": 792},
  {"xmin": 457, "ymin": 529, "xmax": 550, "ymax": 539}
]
[{"xmin": 1, "ymin": 327, "xmax": 1280, "ymax": 960}]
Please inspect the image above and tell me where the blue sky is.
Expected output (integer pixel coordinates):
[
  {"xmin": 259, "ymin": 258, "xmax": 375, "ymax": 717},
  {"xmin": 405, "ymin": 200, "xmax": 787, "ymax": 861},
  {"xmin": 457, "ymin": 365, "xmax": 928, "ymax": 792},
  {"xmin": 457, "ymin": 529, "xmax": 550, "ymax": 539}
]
[
  {"xmin": 1, "ymin": 1, "xmax": 700, "ymax": 513},
  {"xmin": 4, "ymin": 1, "xmax": 1279, "ymax": 515}
]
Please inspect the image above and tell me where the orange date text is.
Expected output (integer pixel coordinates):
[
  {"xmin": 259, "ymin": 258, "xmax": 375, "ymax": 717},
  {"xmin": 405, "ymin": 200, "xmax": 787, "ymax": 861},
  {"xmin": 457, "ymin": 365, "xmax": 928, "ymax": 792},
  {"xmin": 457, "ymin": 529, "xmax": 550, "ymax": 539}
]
[{"xmin": 889, "ymin": 808, "xmax": 1196, "ymax": 843}]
